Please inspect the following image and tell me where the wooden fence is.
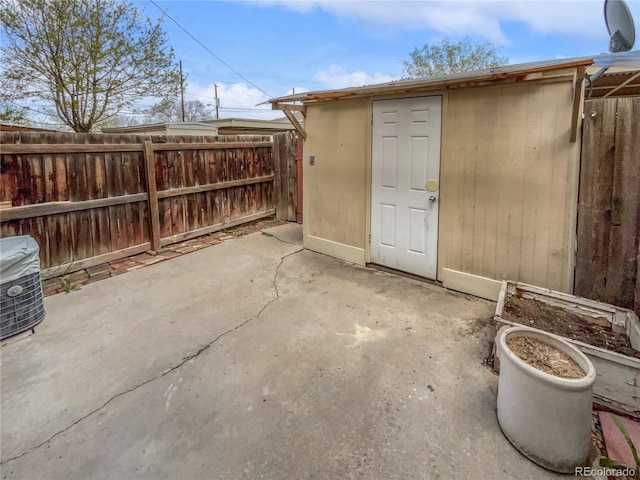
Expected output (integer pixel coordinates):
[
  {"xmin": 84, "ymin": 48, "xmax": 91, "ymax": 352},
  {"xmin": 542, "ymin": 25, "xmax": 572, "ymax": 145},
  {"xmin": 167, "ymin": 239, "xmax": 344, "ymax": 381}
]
[
  {"xmin": 575, "ymin": 97, "xmax": 640, "ymax": 316},
  {"xmin": 273, "ymin": 131, "xmax": 301, "ymax": 223},
  {"xmin": 0, "ymin": 132, "xmax": 277, "ymax": 278}
]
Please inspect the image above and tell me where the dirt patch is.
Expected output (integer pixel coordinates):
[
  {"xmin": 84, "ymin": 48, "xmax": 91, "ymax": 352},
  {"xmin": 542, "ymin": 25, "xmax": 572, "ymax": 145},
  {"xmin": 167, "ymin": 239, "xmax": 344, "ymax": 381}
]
[
  {"xmin": 503, "ymin": 296, "xmax": 640, "ymax": 359},
  {"xmin": 41, "ymin": 217, "xmax": 287, "ymax": 297},
  {"xmin": 224, "ymin": 217, "xmax": 284, "ymax": 237},
  {"xmin": 467, "ymin": 315, "xmax": 494, "ymax": 337},
  {"xmin": 506, "ymin": 336, "xmax": 585, "ymax": 378}
]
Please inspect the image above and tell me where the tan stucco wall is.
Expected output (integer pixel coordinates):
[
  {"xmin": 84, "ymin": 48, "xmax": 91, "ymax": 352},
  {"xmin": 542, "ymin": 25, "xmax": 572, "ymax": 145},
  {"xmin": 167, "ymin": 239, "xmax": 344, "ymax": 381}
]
[
  {"xmin": 303, "ymin": 98, "xmax": 369, "ymax": 263},
  {"xmin": 302, "ymin": 75, "xmax": 582, "ymax": 296}
]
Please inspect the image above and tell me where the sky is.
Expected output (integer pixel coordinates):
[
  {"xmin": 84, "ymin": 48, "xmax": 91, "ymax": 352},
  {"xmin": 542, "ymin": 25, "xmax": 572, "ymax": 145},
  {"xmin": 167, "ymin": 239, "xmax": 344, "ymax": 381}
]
[
  {"xmin": 142, "ymin": 0, "xmax": 639, "ymax": 121},
  {"xmin": 6, "ymin": 0, "xmax": 639, "ymax": 124}
]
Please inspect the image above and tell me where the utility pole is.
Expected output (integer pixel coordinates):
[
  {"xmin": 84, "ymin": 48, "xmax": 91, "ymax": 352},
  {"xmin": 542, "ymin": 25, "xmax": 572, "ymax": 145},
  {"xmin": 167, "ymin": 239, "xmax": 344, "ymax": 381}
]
[
  {"xmin": 179, "ymin": 60, "xmax": 185, "ymax": 122},
  {"xmin": 214, "ymin": 84, "xmax": 219, "ymax": 120}
]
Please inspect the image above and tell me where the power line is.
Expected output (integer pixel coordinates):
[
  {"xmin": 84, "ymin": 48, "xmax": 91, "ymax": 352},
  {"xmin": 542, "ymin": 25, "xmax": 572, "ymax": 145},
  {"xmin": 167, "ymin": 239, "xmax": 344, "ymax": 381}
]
[
  {"xmin": 111, "ymin": 107, "xmax": 272, "ymax": 116},
  {"xmin": 148, "ymin": 0, "xmax": 272, "ymax": 99},
  {"xmin": 5, "ymin": 101, "xmax": 54, "ymax": 118},
  {"xmin": 23, "ymin": 120, "xmax": 68, "ymax": 128},
  {"xmin": 219, "ymin": 107, "xmax": 271, "ymax": 112},
  {"xmin": 184, "ymin": 90, "xmax": 268, "ymax": 101},
  {"xmin": 218, "ymin": 112, "xmax": 278, "ymax": 120}
]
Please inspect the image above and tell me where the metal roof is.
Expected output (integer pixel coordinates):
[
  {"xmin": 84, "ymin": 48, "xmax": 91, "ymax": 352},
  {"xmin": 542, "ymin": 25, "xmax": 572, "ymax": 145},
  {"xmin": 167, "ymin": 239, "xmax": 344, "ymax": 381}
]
[
  {"xmin": 102, "ymin": 118, "xmax": 296, "ymax": 136},
  {"xmin": 588, "ymin": 70, "xmax": 640, "ymax": 98},
  {"xmin": 269, "ymin": 52, "xmax": 640, "ymax": 105},
  {"xmin": 0, "ymin": 123, "xmax": 60, "ymax": 132},
  {"xmin": 200, "ymin": 117, "xmax": 296, "ymax": 134},
  {"xmin": 102, "ymin": 122, "xmax": 219, "ymax": 133}
]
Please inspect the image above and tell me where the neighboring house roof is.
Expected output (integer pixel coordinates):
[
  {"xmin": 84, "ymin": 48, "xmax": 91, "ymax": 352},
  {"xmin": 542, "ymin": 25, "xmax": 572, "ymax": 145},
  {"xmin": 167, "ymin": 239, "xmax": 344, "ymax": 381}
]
[
  {"xmin": 272, "ymin": 111, "xmax": 304, "ymax": 124},
  {"xmin": 102, "ymin": 118, "xmax": 295, "ymax": 136},
  {"xmin": 199, "ymin": 117, "xmax": 296, "ymax": 135},
  {"xmin": 101, "ymin": 122, "xmax": 219, "ymax": 134},
  {"xmin": 0, "ymin": 123, "xmax": 60, "ymax": 132},
  {"xmin": 269, "ymin": 53, "xmax": 640, "ymax": 106}
]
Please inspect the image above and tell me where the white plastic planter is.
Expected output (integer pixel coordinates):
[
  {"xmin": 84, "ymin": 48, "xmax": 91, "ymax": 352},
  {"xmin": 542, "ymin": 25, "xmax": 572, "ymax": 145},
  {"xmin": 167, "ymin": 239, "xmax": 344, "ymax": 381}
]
[
  {"xmin": 496, "ymin": 327, "xmax": 596, "ymax": 473},
  {"xmin": 494, "ymin": 280, "xmax": 640, "ymax": 417}
]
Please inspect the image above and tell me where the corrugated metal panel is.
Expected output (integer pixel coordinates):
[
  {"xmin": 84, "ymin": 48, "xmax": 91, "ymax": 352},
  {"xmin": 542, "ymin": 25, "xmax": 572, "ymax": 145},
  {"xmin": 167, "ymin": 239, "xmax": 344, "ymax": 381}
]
[
  {"xmin": 589, "ymin": 71, "xmax": 640, "ymax": 98},
  {"xmin": 270, "ymin": 56, "xmax": 595, "ymax": 104},
  {"xmin": 270, "ymin": 53, "xmax": 640, "ymax": 105}
]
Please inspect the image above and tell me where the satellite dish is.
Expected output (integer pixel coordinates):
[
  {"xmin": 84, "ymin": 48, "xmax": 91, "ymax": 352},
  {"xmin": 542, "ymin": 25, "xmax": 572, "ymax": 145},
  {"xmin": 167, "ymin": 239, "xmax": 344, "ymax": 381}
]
[{"xmin": 604, "ymin": 0, "xmax": 636, "ymax": 52}]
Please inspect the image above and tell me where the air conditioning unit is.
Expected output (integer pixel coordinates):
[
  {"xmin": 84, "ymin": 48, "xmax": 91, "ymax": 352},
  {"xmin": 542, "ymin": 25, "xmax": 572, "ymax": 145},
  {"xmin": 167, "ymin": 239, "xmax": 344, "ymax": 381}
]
[{"xmin": 1, "ymin": 236, "xmax": 46, "ymax": 340}]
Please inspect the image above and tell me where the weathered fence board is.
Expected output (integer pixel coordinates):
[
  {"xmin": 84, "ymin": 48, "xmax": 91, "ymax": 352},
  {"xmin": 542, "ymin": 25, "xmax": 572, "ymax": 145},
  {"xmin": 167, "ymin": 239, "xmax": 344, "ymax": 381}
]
[
  {"xmin": 0, "ymin": 132, "xmax": 275, "ymax": 276},
  {"xmin": 296, "ymin": 132, "xmax": 303, "ymax": 223},
  {"xmin": 575, "ymin": 97, "xmax": 640, "ymax": 316},
  {"xmin": 273, "ymin": 131, "xmax": 300, "ymax": 222}
]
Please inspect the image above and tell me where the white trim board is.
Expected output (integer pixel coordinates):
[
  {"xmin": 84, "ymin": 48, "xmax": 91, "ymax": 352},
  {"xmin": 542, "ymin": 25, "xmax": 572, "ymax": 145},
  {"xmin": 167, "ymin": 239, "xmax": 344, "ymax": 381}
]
[
  {"xmin": 441, "ymin": 268, "xmax": 502, "ymax": 301},
  {"xmin": 304, "ymin": 235, "xmax": 366, "ymax": 265}
]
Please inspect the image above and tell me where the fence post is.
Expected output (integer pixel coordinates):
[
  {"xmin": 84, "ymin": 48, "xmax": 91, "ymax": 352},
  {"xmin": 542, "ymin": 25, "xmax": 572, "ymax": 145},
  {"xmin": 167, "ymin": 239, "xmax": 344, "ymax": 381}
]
[
  {"xmin": 636, "ymin": 240, "xmax": 640, "ymax": 318},
  {"xmin": 143, "ymin": 140, "xmax": 161, "ymax": 251},
  {"xmin": 273, "ymin": 132, "xmax": 300, "ymax": 222},
  {"xmin": 273, "ymin": 133, "xmax": 286, "ymax": 221},
  {"xmin": 296, "ymin": 133, "xmax": 303, "ymax": 223},
  {"xmin": 286, "ymin": 131, "xmax": 297, "ymax": 222}
]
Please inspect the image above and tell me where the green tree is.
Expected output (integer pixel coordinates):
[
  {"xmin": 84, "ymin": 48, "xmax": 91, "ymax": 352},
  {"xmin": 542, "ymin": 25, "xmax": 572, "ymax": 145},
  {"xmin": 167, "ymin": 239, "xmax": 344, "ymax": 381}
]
[
  {"xmin": 403, "ymin": 37, "xmax": 508, "ymax": 79},
  {"xmin": 0, "ymin": 103, "xmax": 29, "ymax": 125},
  {"xmin": 0, "ymin": 0, "xmax": 180, "ymax": 132},
  {"xmin": 149, "ymin": 99, "xmax": 215, "ymax": 123}
]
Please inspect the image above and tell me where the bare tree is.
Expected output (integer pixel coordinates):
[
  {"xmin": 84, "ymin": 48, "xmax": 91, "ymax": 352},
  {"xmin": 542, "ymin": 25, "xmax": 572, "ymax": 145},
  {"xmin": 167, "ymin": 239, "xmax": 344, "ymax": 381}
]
[
  {"xmin": 149, "ymin": 99, "xmax": 215, "ymax": 123},
  {"xmin": 403, "ymin": 37, "xmax": 508, "ymax": 78},
  {"xmin": 0, "ymin": 0, "xmax": 180, "ymax": 132}
]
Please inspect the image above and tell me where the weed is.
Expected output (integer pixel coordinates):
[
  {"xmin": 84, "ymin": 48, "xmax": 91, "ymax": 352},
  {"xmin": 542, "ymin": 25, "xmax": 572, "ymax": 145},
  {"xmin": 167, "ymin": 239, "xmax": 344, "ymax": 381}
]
[
  {"xmin": 57, "ymin": 258, "xmax": 81, "ymax": 293},
  {"xmin": 600, "ymin": 414, "xmax": 639, "ymax": 479},
  {"xmin": 59, "ymin": 276, "xmax": 81, "ymax": 293}
]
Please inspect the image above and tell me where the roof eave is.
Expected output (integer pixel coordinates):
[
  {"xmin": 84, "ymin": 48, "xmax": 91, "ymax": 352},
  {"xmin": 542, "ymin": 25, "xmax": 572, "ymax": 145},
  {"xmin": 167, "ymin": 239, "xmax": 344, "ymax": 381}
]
[{"xmin": 270, "ymin": 58, "xmax": 595, "ymax": 106}]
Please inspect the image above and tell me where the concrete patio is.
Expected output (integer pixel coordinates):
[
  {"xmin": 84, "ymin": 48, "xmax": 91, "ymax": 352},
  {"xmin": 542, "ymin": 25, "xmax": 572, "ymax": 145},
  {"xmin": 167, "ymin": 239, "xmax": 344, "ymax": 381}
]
[{"xmin": 1, "ymin": 224, "xmax": 569, "ymax": 479}]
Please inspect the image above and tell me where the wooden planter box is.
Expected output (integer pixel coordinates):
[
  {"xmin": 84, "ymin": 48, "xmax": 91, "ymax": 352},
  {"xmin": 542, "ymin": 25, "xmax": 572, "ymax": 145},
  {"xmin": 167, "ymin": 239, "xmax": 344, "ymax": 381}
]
[{"xmin": 494, "ymin": 281, "xmax": 640, "ymax": 418}]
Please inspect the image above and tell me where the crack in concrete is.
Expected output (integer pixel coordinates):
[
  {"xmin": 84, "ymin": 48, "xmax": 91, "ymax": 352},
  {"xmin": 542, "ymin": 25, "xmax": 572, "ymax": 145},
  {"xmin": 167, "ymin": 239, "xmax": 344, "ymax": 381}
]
[
  {"xmin": 0, "ymin": 247, "xmax": 303, "ymax": 466},
  {"xmin": 160, "ymin": 247, "xmax": 302, "ymax": 378},
  {"xmin": 260, "ymin": 229, "xmax": 301, "ymax": 247}
]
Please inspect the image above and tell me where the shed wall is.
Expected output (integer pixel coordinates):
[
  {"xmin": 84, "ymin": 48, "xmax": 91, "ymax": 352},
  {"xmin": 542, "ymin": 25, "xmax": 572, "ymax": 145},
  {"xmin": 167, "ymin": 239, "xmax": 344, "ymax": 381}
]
[
  {"xmin": 303, "ymin": 98, "xmax": 369, "ymax": 264},
  {"xmin": 302, "ymin": 77, "xmax": 581, "ymax": 297},
  {"xmin": 439, "ymin": 81, "xmax": 581, "ymax": 294}
]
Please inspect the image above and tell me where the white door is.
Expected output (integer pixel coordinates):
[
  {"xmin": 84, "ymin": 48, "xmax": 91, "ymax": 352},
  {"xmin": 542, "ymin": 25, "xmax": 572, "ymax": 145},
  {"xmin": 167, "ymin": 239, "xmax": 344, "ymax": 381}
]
[{"xmin": 371, "ymin": 96, "xmax": 442, "ymax": 279}]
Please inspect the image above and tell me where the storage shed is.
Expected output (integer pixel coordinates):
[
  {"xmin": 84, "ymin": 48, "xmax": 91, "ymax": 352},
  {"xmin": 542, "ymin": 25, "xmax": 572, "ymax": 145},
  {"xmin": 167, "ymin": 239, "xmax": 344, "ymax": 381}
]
[{"xmin": 269, "ymin": 55, "xmax": 640, "ymax": 300}]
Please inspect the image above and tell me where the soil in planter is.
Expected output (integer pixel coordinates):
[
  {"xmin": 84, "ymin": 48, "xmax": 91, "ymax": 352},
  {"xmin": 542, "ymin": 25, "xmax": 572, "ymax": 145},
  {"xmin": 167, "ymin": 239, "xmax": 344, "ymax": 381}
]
[
  {"xmin": 506, "ymin": 336, "xmax": 585, "ymax": 378},
  {"xmin": 503, "ymin": 296, "xmax": 640, "ymax": 359}
]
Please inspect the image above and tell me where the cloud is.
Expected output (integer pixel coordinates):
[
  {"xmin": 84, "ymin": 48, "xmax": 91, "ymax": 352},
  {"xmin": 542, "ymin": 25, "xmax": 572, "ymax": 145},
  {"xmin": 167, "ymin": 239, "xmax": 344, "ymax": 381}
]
[
  {"xmin": 185, "ymin": 82, "xmax": 282, "ymax": 120},
  {"xmin": 314, "ymin": 64, "xmax": 398, "ymax": 89},
  {"xmin": 244, "ymin": 0, "xmax": 628, "ymax": 43}
]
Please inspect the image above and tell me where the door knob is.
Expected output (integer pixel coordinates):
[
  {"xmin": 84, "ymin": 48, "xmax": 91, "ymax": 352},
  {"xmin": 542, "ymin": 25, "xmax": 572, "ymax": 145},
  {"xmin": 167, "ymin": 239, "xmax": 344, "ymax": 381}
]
[{"xmin": 429, "ymin": 196, "xmax": 437, "ymax": 202}]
